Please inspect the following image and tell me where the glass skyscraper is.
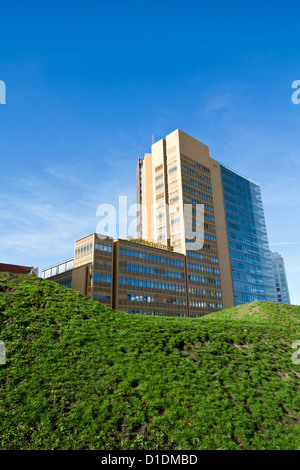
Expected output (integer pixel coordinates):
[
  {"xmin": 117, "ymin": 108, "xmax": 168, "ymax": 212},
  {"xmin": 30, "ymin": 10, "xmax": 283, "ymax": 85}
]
[
  {"xmin": 271, "ymin": 251, "xmax": 291, "ymax": 304},
  {"xmin": 220, "ymin": 164, "xmax": 277, "ymax": 305}
]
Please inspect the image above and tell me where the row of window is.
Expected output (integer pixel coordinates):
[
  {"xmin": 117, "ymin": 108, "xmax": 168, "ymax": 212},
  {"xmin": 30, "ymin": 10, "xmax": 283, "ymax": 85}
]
[
  {"xmin": 93, "ymin": 273, "xmax": 112, "ymax": 283},
  {"xmin": 233, "ymin": 281, "xmax": 265, "ymax": 295},
  {"xmin": 221, "ymin": 168, "xmax": 251, "ymax": 187},
  {"xmin": 228, "ymin": 231, "xmax": 259, "ymax": 248},
  {"xmin": 94, "ymin": 262, "xmax": 112, "ymax": 270},
  {"xmin": 224, "ymin": 201, "xmax": 256, "ymax": 221},
  {"xmin": 230, "ymin": 250, "xmax": 262, "ymax": 266},
  {"xmin": 229, "ymin": 241, "xmax": 260, "ymax": 256},
  {"xmin": 227, "ymin": 221, "xmax": 257, "ymax": 238},
  {"xmin": 58, "ymin": 279, "xmax": 72, "ymax": 288},
  {"xmin": 119, "ymin": 263, "xmax": 185, "ymax": 279},
  {"xmin": 169, "ymin": 166, "xmax": 177, "ymax": 174},
  {"xmin": 43, "ymin": 261, "xmax": 74, "ymax": 278},
  {"xmin": 189, "ymin": 178, "xmax": 211, "ymax": 193},
  {"xmin": 275, "ymin": 277, "xmax": 287, "ymax": 284},
  {"xmin": 93, "ymin": 294, "xmax": 111, "ymax": 302},
  {"xmin": 223, "ymin": 182, "xmax": 254, "ymax": 204},
  {"xmin": 187, "ymin": 262, "xmax": 220, "ymax": 275},
  {"xmin": 187, "ymin": 250, "xmax": 204, "ymax": 260},
  {"xmin": 181, "ymin": 164, "xmax": 211, "ymax": 182},
  {"xmin": 185, "ymin": 228, "xmax": 216, "ymax": 243},
  {"xmin": 195, "ymin": 162, "xmax": 210, "ymax": 174},
  {"xmin": 126, "ymin": 310, "xmax": 187, "ymax": 317},
  {"xmin": 119, "ymin": 247, "xmax": 184, "ymax": 267},
  {"xmin": 235, "ymin": 293, "xmax": 266, "ymax": 304},
  {"xmin": 75, "ymin": 243, "xmax": 93, "ymax": 256},
  {"xmin": 226, "ymin": 210, "xmax": 257, "ymax": 230},
  {"xmin": 75, "ymin": 242, "xmax": 113, "ymax": 257},
  {"xmin": 125, "ymin": 293, "xmax": 186, "ymax": 306},
  {"xmin": 231, "ymin": 260, "xmax": 262, "ymax": 275},
  {"xmin": 183, "ymin": 195, "xmax": 214, "ymax": 212},
  {"xmin": 224, "ymin": 194, "xmax": 259, "ymax": 215},
  {"xmin": 119, "ymin": 276, "xmax": 186, "ymax": 292},
  {"xmin": 232, "ymin": 271, "xmax": 264, "ymax": 284},
  {"xmin": 183, "ymin": 185, "xmax": 213, "ymax": 202},
  {"xmin": 187, "ymin": 253, "xmax": 219, "ymax": 266},
  {"xmin": 189, "ymin": 287, "xmax": 222, "ymax": 298},
  {"xmin": 188, "ymin": 274, "xmax": 221, "ymax": 286},
  {"xmin": 95, "ymin": 242, "xmax": 112, "ymax": 253},
  {"xmin": 189, "ymin": 300, "xmax": 223, "ymax": 310}
]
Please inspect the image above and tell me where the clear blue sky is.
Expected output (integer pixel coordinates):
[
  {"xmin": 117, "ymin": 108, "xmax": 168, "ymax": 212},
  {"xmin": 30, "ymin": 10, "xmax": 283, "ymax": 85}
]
[{"xmin": 0, "ymin": 1, "xmax": 299, "ymax": 304}]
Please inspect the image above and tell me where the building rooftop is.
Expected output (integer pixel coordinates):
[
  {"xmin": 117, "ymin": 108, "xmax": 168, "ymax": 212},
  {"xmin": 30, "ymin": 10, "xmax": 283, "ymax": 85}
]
[{"xmin": 0, "ymin": 263, "xmax": 38, "ymax": 275}]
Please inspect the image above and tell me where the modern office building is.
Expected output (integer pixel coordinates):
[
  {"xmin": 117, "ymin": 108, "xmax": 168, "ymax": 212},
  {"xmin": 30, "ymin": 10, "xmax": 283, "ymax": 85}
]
[
  {"xmin": 136, "ymin": 130, "xmax": 232, "ymax": 312},
  {"xmin": 271, "ymin": 252, "xmax": 291, "ymax": 304},
  {"xmin": 43, "ymin": 233, "xmax": 192, "ymax": 317},
  {"xmin": 220, "ymin": 165, "xmax": 277, "ymax": 305},
  {"xmin": 43, "ymin": 128, "xmax": 276, "ymax": 317},
  {"xmin": 137, "ymin": 129, "xmax": 276, "ymax": 308}
]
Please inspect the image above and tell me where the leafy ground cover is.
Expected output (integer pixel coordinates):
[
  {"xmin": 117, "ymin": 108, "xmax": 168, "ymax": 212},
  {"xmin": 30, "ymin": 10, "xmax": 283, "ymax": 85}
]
[{"xmin": 0, "ymin": 272, "xmax": 299, "ymax": 450}]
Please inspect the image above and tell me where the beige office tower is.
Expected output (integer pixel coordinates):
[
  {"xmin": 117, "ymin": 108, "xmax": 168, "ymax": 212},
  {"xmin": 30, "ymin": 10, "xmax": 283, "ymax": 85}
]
[{"xmin": 137, "ymin": 129, "xmax": 235, "ymax": 311}]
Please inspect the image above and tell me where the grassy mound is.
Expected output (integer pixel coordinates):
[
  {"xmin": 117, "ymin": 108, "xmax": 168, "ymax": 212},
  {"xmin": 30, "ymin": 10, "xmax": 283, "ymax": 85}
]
[{"xmin": 0, "ymin": 272, "xmax": 299, "ymax": 450}]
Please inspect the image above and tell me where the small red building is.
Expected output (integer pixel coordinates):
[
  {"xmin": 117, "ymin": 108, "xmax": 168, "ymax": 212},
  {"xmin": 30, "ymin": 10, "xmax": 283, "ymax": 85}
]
[{"xmin": 0, "ymin": 263, "xmax": 38, "ymax": 276}]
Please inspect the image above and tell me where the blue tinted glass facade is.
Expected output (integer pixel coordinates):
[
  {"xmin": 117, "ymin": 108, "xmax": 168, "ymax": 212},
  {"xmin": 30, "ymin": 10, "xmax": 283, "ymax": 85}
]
[
  {"xmin": 220, "ymin": 165, "xmax": 277, "ymax": 305},
  {"xmin": 271, "ymin": 252, "xmax": 291, "ymax": 304}
]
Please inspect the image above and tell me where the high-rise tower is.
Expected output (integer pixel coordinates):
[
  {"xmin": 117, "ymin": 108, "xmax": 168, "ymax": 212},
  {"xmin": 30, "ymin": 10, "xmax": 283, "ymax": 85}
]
[
  {"xmin": 137, "ymin": 129, "xmax": 276, "ymax": 310},
  {"xmin": 271, "ymin": 251, "xmax": 291, "ymax": 304}
]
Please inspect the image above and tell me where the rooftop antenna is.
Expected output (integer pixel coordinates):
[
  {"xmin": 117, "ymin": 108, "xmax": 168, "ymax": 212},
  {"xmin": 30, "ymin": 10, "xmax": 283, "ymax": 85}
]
[{"xmin": 152, "ymin": 134, "xmax": 154, "ymax": 145}]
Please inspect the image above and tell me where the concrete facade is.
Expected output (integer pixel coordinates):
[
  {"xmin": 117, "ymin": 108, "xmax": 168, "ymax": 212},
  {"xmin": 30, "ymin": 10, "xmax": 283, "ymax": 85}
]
[{"xmin": 137, "ymin": 129, "xmax": 234, "ymax": 310}]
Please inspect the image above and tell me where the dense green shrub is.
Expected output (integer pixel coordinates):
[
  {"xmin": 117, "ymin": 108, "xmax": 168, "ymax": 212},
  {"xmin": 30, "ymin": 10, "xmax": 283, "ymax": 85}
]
[{"xmin": 0, "ymin": 272, "xmax": 299, "ymax": 450}]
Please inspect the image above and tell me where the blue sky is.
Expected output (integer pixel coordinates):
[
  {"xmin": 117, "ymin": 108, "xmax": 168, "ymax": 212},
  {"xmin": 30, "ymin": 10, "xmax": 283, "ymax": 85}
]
[{"xmin": 0, "ymin": 0, "xmax": 299, "ymax": 304}]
